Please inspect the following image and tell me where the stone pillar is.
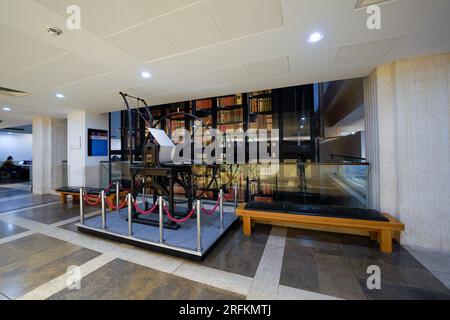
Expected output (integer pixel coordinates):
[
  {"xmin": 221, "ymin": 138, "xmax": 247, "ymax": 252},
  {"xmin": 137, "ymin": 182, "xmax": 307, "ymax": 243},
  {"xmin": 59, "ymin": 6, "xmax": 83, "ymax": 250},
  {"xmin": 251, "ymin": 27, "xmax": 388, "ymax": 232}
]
[
  {"xmin": 67, "ymin": 111, "xmax": 109, "ymax": 188},
  {"xmin": 364, "ymin": 53, "xmax": 450, "ymax": 251},
  {"xmin": 32, "ymin": 118, "xmax": 67, "ymax": 194}
]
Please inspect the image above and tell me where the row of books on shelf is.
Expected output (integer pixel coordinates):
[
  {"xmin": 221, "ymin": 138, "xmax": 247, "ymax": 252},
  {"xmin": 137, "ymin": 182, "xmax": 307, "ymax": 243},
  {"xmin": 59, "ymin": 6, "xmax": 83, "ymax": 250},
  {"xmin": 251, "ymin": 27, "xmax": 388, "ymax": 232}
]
[
  {"xmin": 250, "ymin": 97, "xmax": 272, "ymax": 113},
  {"xmin": 196, "ymin": 99, "xmax": 213, "ymax": 110},
  {"xmin": 249, "ymin": 114, "xmax": 273, "ymax": 129},
  {"xmin": 218, "ymin": 94, "xmax": 243, "ymax": 107},
  {"xmin": 218, "ymin": 109, "xmax": 243, "ymax": 124}
]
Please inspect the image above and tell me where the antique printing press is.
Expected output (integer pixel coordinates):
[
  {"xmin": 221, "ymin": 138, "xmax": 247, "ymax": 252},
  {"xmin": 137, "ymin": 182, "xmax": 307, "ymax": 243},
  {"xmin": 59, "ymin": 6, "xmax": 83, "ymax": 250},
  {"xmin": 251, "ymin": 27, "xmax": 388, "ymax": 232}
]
[{"xmin": 129, "ymin": 129, "xmax": 194, "ymax": 230}]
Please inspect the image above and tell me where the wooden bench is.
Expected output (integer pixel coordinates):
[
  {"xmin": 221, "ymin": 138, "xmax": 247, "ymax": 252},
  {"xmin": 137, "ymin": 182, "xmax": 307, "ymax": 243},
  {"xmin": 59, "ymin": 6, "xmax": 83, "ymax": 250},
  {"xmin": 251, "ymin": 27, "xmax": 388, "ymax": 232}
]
[
  {"xmin": 58, "ymin": 189, "xmax": 128, "ymax": 210},
  {"xmin": 236, "ymin": 203, "xmax": 405, "ymax": 253}
]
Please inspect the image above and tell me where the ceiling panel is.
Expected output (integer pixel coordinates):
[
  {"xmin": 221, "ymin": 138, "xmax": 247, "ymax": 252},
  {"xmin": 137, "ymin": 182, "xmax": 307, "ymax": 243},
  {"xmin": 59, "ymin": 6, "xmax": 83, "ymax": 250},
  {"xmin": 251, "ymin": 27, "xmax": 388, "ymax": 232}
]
[
  {"xmin": 3, "ymin": 53, "xmax": 110, "ymax": 91},
  {"xmin": 244, "ymin": 56, "xmax": 290, "ymax": 79},
  {"xmin": 176, "ymin": 66, "xmax": 250, "ymax": 87},
  {"xmin": 334, "ymin": 37, "xmax": 401, "ymax": 66},
  {"xmin": 126, "ymin": 80, "xmax": 187, "ymax": 98},
  {"xmin": 106, "ymin": 22, "xmax": 178, "ymax": 62},
  {"xmin": 52, "ymin": 70, "xmax": 147, "ymax": 99},
  {"xmin": 37, "ymin": 0, "xmax": 200, "ymax": 38},
  {"xmin": 203, "ymin": 0, "xmax": 283, "ymax": 39},
  {"xmin": 151, "ymin": 2, "xmax": 226, "ymax": 53},
  {"xmin": 36, "ymin": 0, "xmax": 140, "ymax": 38},
  {"xmin": 0, "ymin": 23, "xmax": 67, "ymax": 79}
]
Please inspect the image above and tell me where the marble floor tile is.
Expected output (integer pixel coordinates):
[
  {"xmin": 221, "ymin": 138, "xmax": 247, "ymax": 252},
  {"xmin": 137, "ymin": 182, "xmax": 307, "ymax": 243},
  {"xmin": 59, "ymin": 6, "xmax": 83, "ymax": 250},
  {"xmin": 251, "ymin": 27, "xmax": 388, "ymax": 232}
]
[
  {"xmin": 0, "ymin": 220, "xmax": 28, "ymax": 239},
  {"xmin": 247, "ymin": 227, "xmax": 287, "ymax": 300},
  {"xmin": 432, "ymin": 271, "xmax": 450, "ymax": 289},
  {"xmin": 285, "ymin": 228, "xmax": 346, "ymax": 256},
  {"xmin": 173, "ymin": 262, "xmax": 252, "ymax": 296},
  {"xmin": 349, "ymin": 256, "xmax": 450, "ymax": 295},
  {"xmin": 0, "ymin": 233, "xmax": 100, "ymax": 299},
  {"xmin": 360, "ymin": 280, "xmax": 450, "ymax": 300},
  {"xmin": 198, "ymin": 222, "xmax": 271, "ymax": 278},
  {"xmin": 405, "ymin": 245, "xmax": 450, "ymax": 274},
  {"xmin": 277, "ymin": 285, "xmax": 341, "ymax": 300},
  {"xmin": 0, "ymin": 195, "xmax": 59, "ymax": 214},
  {"xmin": 11, "ymin": 202, "xmax": 98, "ymax": 225},
  {"xmin": 314, "ymin": 252, "xmax": 367, "ymax": 300},
  {"xmin": 0, "ymin": 189, "xmax": 30, "ymax": 199},
  {"xmin": 49, "ymin": 259, "xmax": 244, "ymax": 300}
]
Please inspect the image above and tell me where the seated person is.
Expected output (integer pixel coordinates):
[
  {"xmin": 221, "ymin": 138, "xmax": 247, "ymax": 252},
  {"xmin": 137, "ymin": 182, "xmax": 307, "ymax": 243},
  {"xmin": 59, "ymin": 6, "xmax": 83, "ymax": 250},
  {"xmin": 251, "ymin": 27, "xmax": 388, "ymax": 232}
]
[{"xmin": 0, "ymin": 156, "xmax": 16, "ymax": 178}]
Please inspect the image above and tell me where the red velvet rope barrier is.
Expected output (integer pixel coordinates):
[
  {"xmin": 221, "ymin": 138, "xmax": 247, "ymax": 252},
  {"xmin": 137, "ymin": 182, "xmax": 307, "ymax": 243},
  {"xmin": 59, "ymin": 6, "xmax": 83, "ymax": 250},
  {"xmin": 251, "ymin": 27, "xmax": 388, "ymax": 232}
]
[
  {"xmin": 133, "ymin": 200, "xmax": 158, "ymax": 215},
  {"xmin": 164, "ymin": 205, "xmax": 196, "ymax": 223},
  {"xmin": 83, "ymin": 194, "xmax": 101, "ymax": 206},
  {"xmin": 201, "ymin": 197, "xmax": 220, "ymax": 215},
  {"xmin": 105, "ymin": 197, "xmax": 128, "ymax": 210}
]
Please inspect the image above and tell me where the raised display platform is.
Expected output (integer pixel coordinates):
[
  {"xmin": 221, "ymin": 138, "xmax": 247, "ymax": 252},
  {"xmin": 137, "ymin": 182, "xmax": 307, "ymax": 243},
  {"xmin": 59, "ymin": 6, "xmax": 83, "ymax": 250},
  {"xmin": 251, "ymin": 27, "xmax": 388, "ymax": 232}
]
[{"xmin": 77, "ymin": 201, "xmax": 238, "ymax": 261}]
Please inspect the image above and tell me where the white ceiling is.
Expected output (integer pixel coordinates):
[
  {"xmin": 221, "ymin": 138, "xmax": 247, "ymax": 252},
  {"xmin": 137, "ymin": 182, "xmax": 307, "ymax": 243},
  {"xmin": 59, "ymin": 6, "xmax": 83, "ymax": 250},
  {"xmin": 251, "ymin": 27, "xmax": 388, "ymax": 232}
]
[{"xmin": 1, "ymin": 0, "xmax": 450, "ymax": 128}]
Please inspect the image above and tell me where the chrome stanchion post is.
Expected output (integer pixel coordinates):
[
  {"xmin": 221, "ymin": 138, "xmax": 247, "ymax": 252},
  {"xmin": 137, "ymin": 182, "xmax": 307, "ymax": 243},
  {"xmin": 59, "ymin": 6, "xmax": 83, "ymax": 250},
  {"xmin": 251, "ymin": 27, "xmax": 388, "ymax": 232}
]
[
  {"xmin": 116, "ymin": 181, "xmax": 120, "ymax": 212},
  {"xmin": 79, "ymin": 188, "xmax": 84, "ymax": 225},
  {"xmin": 219, "ymin": 189, "xmax": 224, "ymax": 230},
  {"xmin": 196, "ymin": 200, "xmax": 202, "ymax": 252},
  {"xmin": 128, "ymin": 194, "xmax": 133, "ymax": 236},
  {"xmin": 101, "ymin": 190, "xmax": 106, "ymax": 229},
  {"xmin": 159, "ymin": 196, "xmax": 164, "ymax": 244}
]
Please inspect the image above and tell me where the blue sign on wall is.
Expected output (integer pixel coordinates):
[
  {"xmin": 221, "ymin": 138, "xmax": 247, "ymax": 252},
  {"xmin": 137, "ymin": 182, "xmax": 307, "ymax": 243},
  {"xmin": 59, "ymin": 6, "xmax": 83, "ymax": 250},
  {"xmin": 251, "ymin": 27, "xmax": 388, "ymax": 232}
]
[{"xmin": 88, "ymin": 129, "xmax": 108, "ymax": 157}]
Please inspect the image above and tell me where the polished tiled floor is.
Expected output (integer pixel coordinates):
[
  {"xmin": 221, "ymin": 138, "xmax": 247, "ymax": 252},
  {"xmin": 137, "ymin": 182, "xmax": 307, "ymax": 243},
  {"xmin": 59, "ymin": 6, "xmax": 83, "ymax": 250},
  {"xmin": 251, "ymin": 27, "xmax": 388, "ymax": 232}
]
[
  {"xmin": 0, "ymin": 220, "xmax": 28, "ymax": 239},
  {"xmin": 11, "ymin": 202, "xmax": 98, "ymax": 224},
  {"xmin": 0, "ymin": 234, "xmax": 100, "ymax": 299},
  {"xmin": 198, "ymin": 223, "xmax": 272, "ymax": 278},
  {"xmin": 50, "ymin": 259, "xmax": 244, "ymax": 300},
  {"xmin": 0, "ymin": 194, "xmax": 59, "ymax": 213},
  {"xmin": 0, "ymin": 184, "xmax": 449, "ymax": 300},
  {"xmin": 280, "ymin": 228, "xmax": 450, "ymax": 300}
]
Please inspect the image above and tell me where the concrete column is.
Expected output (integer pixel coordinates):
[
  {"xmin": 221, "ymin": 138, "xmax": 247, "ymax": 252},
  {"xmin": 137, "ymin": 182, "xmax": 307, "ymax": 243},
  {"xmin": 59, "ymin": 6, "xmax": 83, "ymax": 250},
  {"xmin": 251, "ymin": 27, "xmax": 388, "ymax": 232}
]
[
  {"xmin": 67, "ymin": 111, "xmax": 109, "ymax": 188},
  {"xmin": 32, "ymin": 118, "xmax": 67, "ymax": 194},
  {"xmin": 364, "ymin": 53, "xmax": 450, "ymax": 251}
]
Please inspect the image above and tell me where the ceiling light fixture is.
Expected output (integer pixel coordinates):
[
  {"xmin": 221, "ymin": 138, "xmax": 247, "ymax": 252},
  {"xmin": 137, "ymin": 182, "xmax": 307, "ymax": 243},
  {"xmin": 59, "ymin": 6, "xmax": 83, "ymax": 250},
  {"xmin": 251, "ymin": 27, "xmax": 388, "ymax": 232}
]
[
  {"xmin": 307, "ymin": 32, "xmax": 324, "ymax": 43},
  {"xmin": 2, "ymin": 107, "xmax": 11, "ymax": 111},
  {"xmin": 56, "ymin": 93, "xmax": 65, "ymax": 99},
  {"xmin": 141, "ymin": 71, "xmax": 152, "ymax": 79}
]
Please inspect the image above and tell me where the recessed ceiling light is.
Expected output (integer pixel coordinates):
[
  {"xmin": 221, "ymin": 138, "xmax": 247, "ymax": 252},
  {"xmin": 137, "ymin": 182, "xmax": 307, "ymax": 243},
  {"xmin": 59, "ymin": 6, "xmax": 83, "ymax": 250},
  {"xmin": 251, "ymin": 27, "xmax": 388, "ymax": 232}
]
[
  {"xmin": 307, "ymin": 32, "xmax": 324, "ymax": 43},
  {"xmin": 45, "ymin": 26, "xmax": 63, "ymax": 36},
  {"xmin": 2, "ymin": 107, "xmax": 11, "ymax": 111},
  {"xmin": 7, "ymin": 132, "xmax": 12, "ymax": 135},
  {"xmin": 56, "ymin": 93, "xmax": 65, "ymax": 99},
  {"xmin": 141, "ymin": 71, "xmax": 152, "ymax": 79}
]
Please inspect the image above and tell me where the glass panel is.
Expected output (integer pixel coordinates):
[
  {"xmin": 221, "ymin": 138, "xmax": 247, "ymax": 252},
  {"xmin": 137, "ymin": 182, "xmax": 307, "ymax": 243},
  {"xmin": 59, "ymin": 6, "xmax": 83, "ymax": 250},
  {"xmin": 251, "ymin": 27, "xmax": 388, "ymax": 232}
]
[{"xmin": 99, "ymin": 162, "xmax": 369, "ymax": 208}]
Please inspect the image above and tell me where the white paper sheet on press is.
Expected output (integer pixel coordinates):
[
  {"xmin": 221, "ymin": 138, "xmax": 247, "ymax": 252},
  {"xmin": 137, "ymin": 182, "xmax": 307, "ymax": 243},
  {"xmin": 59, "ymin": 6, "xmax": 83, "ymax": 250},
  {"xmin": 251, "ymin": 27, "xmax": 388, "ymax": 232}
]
[{"xmin": 149, "ymin": 128, "xmax": 175, "ymax": 163}]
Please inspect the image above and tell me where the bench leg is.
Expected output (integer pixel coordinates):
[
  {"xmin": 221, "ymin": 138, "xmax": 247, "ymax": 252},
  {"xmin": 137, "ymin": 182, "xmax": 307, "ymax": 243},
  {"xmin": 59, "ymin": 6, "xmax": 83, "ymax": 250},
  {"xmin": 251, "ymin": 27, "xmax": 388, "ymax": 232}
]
[
  {"xmin": 243, "ymin": 216, "xmax": 252, "ymax": 236},
  {"xmin": 380, "ymin": 230, "xmax": 393, "ymax": 253},
  {"xmin": 60, "ymin": 193, "xmax": 67, "ymax": 205}
]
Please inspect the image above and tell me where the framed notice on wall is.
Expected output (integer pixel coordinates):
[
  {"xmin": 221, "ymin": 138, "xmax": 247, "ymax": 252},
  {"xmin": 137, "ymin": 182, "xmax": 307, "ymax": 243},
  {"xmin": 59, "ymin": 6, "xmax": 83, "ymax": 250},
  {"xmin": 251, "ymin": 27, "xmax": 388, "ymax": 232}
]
[{"xmin": 88, "ymin": 129, "xmax": 108, "ymax": 157}]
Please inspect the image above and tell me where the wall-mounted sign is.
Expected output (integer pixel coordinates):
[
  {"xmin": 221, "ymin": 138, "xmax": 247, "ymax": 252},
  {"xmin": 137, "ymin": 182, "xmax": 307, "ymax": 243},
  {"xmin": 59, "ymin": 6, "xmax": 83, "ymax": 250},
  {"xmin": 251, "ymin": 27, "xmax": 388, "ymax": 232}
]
[
  {"xmin": 69, "ymin": 136, "xmax": 81, "ymax": 150},
  {"xmin": 88, "ymin": 129, "xmax": 108, "ymax": 157}
]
